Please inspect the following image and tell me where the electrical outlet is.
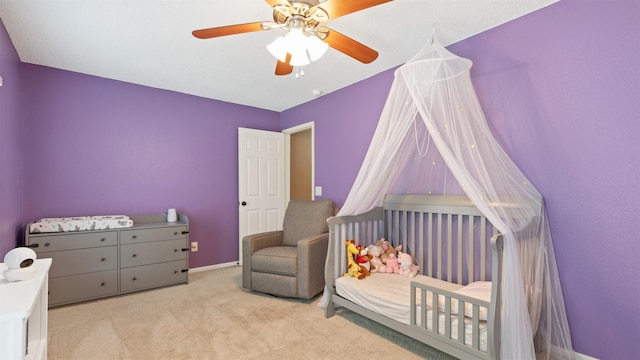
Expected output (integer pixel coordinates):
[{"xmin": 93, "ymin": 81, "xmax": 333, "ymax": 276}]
[{"xmin": 190, "ymin": 241, "xmax": 198, "ymax": 252}]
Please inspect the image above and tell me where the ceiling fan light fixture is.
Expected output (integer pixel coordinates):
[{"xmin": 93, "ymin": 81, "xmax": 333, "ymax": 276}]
[
  {"xmin": 289, "ymin": 47, "xmax": 311, "ymax": 67},
  {"xmin": 286, "ymin": 28, "xmax": 307, "ymax": 50},
  {"xmin": 306, "ymin": 34, "xmax": 329, "ymax": 62},
  {"xmin": 194, "ymin": 0, "xmax": 387, "ymax": 76},
  {"xmin": 266, "ymin": 36, "xmax": 288, "ymax": 62},
  {"xmin": 267, "ymin": 30, "xmax": 328, "ymax": 67}
]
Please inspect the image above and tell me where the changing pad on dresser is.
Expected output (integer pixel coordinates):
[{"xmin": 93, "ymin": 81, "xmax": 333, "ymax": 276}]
[{"xmin": 29, "ymin": 215, "xmax": 134, "ymax": 233}]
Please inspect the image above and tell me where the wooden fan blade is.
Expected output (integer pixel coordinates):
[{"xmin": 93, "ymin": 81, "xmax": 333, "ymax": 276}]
[
  {"xmin": 315, "ymin": 0, "xmax": 392, "ymax": 20},
  {"xmin": 275, "ymin": 53, "xmax": 294, "ymax": 76},
  {"xmin": 324, "ymin": 29, "xmax": 378, "ymax": 64},
  {"xmin": 192, "ymin": 22, "xmax": 265, "ymax": 39}
]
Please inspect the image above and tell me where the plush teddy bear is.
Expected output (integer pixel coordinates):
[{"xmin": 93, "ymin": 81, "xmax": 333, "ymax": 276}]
[
  {"xmin": 366, "ymin": 244, "xmax": 384, "ymax": 273},
  {"xmin": 382, "ymin": 252, "xmax": 400, "ymax": 274},
  {"xmin": 376, "ymin": 238, "xmax": 402, "ymax": 263},
  {"xmin": 397, "ymin": 251, "xmax": 419, "ymax": 277},
  {"xmin": 355, "ymin": 244, "xmax": 371, "ymax": 277}
]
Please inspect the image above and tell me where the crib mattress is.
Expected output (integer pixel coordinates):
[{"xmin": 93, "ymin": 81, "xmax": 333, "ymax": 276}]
[
  {"xmin": 29, "ymin": 215, "xmax": 134, "ymax": 233},
  {"xmin": 336, "ymin": 273, "xmax": 489, "ymax": 352}
]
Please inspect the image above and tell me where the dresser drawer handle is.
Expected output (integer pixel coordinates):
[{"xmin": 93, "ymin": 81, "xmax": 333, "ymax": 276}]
[
  {"xmin": 181, "ymin": 248, "xmax": 189, "ymax": 252},
  {"xmin": 28, "ymin": 243, "xmax": 39, "ymax": 248},
  {"xmin": 181, "ymin": 231, "xmax": 189, "ymax": 235},
  {"xmin": 101, "ymin": 282, "xmax": 106, "ymax": 287},
  {"xmin": 101, "ymin": 258, "xmax": 106, "ymax": 262},
  {"xmin": 174, "ymin": 270, "xmax": 178, "ymax": 274},
  {"xmin": 132, "ymin": 235, "xmax": 138, "ymax": 239},
  {"xmin": 181, "ymin": 269, "xmax": 188, "ymax": 273},
  {"xmin": 132, "ymin": 254, "xmax": 137, "ymax": 258},
  {"xmin": 132, "ymin": 277, "xmax": 137, "ymax": 281},
  {"xmin": 174, "ymin": 249, "xmax": 178, "ymax": 252},
  {"xmin": 100, "ymin": 238, "xmax": 106, "ymax": 242},
  {"xmin": 174, "ymin": 232, "xmax": 178, "ymax": 236},
  {"xmin": 44, "ymin": 242, "xmax": 50, "ymax": 247}
]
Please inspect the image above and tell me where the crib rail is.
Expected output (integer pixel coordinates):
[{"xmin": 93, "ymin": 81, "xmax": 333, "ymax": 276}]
[
  {"xmin": 410, "ymin": 282, "xmax": 490, "ymax": 358},
  {"xmin": 409, "ymin": 234, "xmax": 503, "ymax": 359},
  {"xmin": 325, "ymin": 206, "xmax": 384, "ymax": 300},
  {"xmin": 383, "ymin": 194, "xmax": 498, "ymax": 284},
  {"xmin": 325, "ymin": 195, "xmax": 498, "ymax": 289},
  {"xmin": 324, "ymin": 194, "xmax": 504, "ymax": 360}
]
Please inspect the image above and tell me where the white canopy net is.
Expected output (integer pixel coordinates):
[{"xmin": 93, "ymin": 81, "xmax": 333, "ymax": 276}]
[{"xmin": 325, "ymin": 39, "xmax": 575, "ymax": 359}]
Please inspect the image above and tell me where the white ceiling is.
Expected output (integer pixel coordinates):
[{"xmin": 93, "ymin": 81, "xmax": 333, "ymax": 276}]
[{"xmin": 0, "ymin": 0, "xmax": 556, "ymax": 112}]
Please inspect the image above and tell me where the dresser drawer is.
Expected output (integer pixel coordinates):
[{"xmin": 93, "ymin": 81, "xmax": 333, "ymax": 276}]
[
  {"xmin": 120, "ymin": 260, "xmax": 188, "ymax": 293},
  {"xmin": 120, "ymin": 226, "xmax": 188, "ymax": 244},
  {"xmin": 49, "ymin": 270, "xmax": 118, "ymax": 306},
  {"xmin": 120, "ymin": 239, "xmax": 187, "ymax": 268},
  {"xmin": 46, "ymin": 246, "xmax": 117, "ymax": 278},
  {"xmin": 27, "ymin": 231, "xmax": 117, "ymax": 253}
]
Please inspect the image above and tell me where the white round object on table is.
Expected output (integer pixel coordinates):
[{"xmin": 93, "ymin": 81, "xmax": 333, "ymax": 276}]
[
  {"xmin": 167, "ymin": 208, "xmax": 178, "ymax": 222},
  {"xmin": 3, "ymin": 247, "xmax": 37, "ymax": 269}
]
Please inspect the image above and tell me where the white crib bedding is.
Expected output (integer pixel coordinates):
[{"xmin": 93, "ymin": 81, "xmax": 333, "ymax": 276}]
[
  {"xmin": 335, "ymin": 273, "xmax": 489, "ymax": 352},
  {"xmin": 29, "ymin": 215, "xmax": 134, "ymax": 233}
]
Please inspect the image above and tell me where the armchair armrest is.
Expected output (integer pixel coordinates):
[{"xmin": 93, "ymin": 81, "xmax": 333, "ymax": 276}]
[
  {"xmin": 242, "ymin": 230, "xmax": 283, "ymax": 290},
  {"xmin": 243, "ymin": 230, "xmax": 284, "ymax": 256},
  {"xmin": 296, "ymin": 232, "xmax": 330, "ymax": 299}
]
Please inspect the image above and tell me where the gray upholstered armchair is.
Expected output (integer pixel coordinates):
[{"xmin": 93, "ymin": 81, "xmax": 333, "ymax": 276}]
[{"xmin": 242, "ymin": 199, "xmax": 334, "ymax": 300}]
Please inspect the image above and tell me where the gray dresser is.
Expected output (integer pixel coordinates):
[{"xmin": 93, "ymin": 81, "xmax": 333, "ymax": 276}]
[{"xmin": 25, "ymin": 214, "xmax": 189, "ymax": 307}]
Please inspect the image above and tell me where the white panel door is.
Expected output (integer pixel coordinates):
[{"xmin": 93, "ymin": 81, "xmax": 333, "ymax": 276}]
[{"xmin": 238, "ymin": 127, "xmax": 286, "ymax": 265}]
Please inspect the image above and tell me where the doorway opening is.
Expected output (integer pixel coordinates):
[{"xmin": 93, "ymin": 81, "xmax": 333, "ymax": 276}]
[{"xmin": 283, "ymin": 121, "xmax": 314, "ymax": 203}]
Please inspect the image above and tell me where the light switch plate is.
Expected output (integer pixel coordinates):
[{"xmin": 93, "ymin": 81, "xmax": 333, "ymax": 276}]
[{"xmin": 314, "ymin": 186, "xmax": 322, "ymax": 196}]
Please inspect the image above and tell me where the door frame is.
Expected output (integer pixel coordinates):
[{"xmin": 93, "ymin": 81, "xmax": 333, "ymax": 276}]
[
  {"xmin": 237, "ymin": 128, "xmax": 286, "ymax": 265},
  {"xmin": 237, "ymin": 122, "xmax": 315, "ymax": 265},
  {"xmin": 283, "ymin": 121, "xmax": 315, "ymax": 203}
]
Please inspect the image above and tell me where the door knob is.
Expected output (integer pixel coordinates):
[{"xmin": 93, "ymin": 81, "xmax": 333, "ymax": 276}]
[{"xmin": 241, "ymin": 201, "xmax": 247, "ymax": 206}]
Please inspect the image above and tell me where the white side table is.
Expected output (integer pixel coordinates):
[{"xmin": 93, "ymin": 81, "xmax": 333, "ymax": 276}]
[{"xmin": 0, "ymin": 258, "xmax": 51, "ymax": 360}]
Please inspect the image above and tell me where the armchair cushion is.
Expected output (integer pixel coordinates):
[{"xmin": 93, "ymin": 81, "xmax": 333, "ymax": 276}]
[
  {"xmin": 251, "ymin": 246, "xmax": 297, "ymax": 276},
  {"xmin": 282, "ymin": 199, "xmax": 334, "ymax": 246}
]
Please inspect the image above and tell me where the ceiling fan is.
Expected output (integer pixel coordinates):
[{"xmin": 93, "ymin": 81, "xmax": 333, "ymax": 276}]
[{"xmin": 192, "ymin": 0, "xmax": 392, "ymax": 76}]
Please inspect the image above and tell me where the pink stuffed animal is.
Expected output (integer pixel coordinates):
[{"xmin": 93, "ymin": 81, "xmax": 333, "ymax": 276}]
[
  {"xmin": 382, "ymin": 253, "xmax": 400, "ymax": 274},
  {"xmin": 376, "ymin": 238, "xmax": 402, "ymax": 263},
  {"xmin": 398, "ymin": 251, "xmax": 419, "ymax": 277}
]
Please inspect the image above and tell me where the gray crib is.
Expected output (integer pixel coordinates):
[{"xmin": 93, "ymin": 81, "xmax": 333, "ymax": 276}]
[{"xmin": 324, "ymin": 194, "xmax": 504, "ymax": 360}]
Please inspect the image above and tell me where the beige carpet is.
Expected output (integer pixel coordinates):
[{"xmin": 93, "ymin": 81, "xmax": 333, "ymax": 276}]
[{"xmin": 48, "ymin": 266, "xmax": 457, "ymax": 360}]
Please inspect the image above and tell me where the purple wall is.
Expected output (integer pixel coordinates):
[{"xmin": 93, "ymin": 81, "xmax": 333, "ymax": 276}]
[
  {"xmin": 452, "ymin": 3, "xmax": 639, "ymax": 358},
  {"xmin": 1, "ymin": 0, "xmax": 638, "ymax": 359},
  {"xmin": 281, "ymin": 68, "xmax": 395, "ymax": 205},
  {"xmin": 454, "ymin": 2, "xmax": 640, "ymax": 359},
  {"xmin": 20, "ymin": 66, "xmax": 280, "ymax": 267},
  {"xmin": 0, "ymin": 19, "xmax": 23, "ymax": 259},
  {"xmin": 282, "ymin": 2, "xmax": 639, "ymax": 359}
]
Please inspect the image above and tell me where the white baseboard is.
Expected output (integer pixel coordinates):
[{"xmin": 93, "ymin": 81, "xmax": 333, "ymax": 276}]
[
  {"xmin": 189, "ymin": 262, "xmax": 239, "ymax": 273},
  {"xmin": 576, "ymin": 352, "xmax": 598, "ymax": 360}
]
